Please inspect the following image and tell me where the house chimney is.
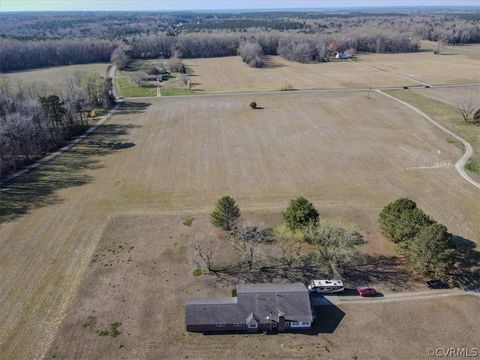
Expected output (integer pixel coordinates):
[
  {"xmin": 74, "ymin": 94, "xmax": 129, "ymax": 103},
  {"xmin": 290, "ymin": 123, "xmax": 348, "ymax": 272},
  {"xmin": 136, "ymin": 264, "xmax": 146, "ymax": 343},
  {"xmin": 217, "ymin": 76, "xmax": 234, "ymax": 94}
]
[{"xmin": 278, "ymin": 314, "xmax": 286, "ymax": 332}]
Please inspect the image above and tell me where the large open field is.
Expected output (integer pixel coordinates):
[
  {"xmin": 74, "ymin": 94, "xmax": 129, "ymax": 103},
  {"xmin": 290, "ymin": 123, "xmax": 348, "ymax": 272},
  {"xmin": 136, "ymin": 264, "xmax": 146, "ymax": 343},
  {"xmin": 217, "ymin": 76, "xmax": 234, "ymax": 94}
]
[
  {"xmin": 184, "ymin": 56, "xmax": 414, "ymax": 92},
  {"xmin": 0, "ymin": 63, "xmax": 109, "ymax": 91},
  {"xmin": 359, "ymin": 51, "xmax": 480, "ymax": 85},
  {"xmin": 388, "ymin": 86, "xmax": 480, "ymax": 179},
  {"xmin": 44, "ymin": 214, "xmax": 480, "ymax": 360},
  {"xmin": 182, "ymin": 50, "xmax": 480, "ymax": 93},
  {"xmin": 1, "ymin": 90, "xmax": 479, "ymax": 359}
]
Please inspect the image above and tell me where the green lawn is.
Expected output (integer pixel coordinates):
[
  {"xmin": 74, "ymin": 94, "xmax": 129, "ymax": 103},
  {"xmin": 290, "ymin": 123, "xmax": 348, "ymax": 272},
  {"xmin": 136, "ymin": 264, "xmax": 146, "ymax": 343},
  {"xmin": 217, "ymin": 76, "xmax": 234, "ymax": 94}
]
[
  {"xmin": 159, "ymin": 87, "xmax": 194, "ymax": 96},
  {"xmin": 115, "ymin": 72, "xmax": 156, "ymax": 97},
  {"xmin": 386, "ymin": 89, "xmax": 480, "ymax": 178}
]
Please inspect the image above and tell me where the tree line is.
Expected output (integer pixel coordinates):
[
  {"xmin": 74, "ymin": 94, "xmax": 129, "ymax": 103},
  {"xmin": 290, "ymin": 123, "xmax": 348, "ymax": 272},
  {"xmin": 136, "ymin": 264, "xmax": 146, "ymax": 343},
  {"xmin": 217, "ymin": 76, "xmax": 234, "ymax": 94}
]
[
  {"xmin": 0, "ymin": 75, "xmax": 113, "ymax": 177},
  {"xmin": 0, "ymin": 38, "xmax": 117, "ymax": 73}
]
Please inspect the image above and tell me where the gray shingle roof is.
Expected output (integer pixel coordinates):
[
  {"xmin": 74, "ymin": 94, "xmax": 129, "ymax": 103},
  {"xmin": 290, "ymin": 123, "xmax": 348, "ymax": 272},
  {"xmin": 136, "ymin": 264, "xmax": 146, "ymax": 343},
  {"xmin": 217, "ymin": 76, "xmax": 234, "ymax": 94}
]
[{"xmin": 185, "ymin": 283, "xmax": 312, "ymax": 326}]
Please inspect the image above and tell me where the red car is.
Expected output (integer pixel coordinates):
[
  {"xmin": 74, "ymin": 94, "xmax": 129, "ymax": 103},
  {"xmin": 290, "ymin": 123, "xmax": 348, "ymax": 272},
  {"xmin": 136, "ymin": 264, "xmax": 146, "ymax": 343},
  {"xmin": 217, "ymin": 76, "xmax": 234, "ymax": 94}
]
[{"xmin": 358, "ymin": 287, "xmax": 377, "ymax": 297}]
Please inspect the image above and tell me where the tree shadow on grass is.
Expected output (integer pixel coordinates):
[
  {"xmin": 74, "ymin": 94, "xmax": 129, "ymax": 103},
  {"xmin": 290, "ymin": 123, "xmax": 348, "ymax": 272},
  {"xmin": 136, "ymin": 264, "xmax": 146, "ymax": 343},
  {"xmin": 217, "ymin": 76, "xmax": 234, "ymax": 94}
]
[
  {"xmin": 0, "ymin": 103, "xmax": 147, "ymax": 224},
  {"xmin": 212, "ymin": 254, "xmax": 413, "ymax": 291}
]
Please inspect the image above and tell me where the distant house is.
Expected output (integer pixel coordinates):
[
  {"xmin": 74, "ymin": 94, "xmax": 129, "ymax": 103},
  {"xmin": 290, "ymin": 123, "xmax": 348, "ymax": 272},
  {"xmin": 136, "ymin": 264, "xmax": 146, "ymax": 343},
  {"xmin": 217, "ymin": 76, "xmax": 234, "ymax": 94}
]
[
  {"xmin": 185, "ymin": 283, "xmax": 313, "ymax": 333},
  {"xmin": 141, "ymin": 74, "xmax": 169, "ymax": 82},
  {"xmin": 335, "ymin": 51, "xmax": 353, "ymax": 59}
]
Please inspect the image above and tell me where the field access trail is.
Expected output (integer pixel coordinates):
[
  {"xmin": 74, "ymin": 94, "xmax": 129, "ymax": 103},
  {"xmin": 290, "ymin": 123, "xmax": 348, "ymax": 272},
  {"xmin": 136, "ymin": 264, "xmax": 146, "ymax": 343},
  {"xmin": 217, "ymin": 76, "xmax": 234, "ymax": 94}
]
[{"xmin": 376, "ymin": 90, "xmax": 480, "ymax": 190}]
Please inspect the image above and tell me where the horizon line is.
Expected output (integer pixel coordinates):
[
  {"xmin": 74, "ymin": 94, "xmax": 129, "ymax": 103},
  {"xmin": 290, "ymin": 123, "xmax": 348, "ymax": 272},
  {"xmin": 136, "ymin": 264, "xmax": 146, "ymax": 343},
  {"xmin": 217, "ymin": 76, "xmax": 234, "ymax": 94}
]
[{"xmin": 1, "ymin": 5, "xmax": 479, "ymax": 13}]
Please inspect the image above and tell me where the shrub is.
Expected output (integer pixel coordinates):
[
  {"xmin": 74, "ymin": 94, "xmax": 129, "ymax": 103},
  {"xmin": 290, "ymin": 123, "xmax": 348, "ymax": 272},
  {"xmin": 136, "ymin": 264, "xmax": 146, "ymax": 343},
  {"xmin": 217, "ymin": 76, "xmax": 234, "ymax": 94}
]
[
  {"xmin": 474, "ymin": 109, "xmax": 480, "ymax": 123},
  {"xmin": 465, "ymin": 158, "xmax": 480, "ymax": 175},
  {"xmin": 145, "ymin": 65, "xmax": 166, "ymax": 75},
  {"xmin": 283, "ymin": 197, "xmax": 319, "ymax": 231},
  {"xmin": 232, "ymin": 288, "xmax": 237, "ymax": 297},
  {"xmin": 378, "ymin": 198, "xmax": 434, "ymax": 246},
  {"xmin": 183, "ymin": 216, "xmax": 194, "ymax": 227},
  {"xmin": 249, "ymin": 101, "xmax": 257, "ymax": 109},
  {"xmin": 210, "ymin": 196, "xmax": 241, "ymax": 231},
  {"xmin": 192, "ymin": 268, "xmax": 203, "ymax": 276},
  {"xmin": 408, "ymin": 223, "xmax": 456, "ymax": 279}
]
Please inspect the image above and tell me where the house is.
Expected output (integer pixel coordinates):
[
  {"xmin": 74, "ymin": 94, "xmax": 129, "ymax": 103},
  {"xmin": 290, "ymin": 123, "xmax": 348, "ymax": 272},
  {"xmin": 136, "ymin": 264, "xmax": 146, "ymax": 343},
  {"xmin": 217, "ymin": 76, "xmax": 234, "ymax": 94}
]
[
  {"xmin": 335, "ymin": 51, "xmax": 353, "ymax": 59},
  {"xmin": 185, "ymin": 283, "xmax": 313, "ymax": 333},
  {"xmin": 141, "ymin": 74, "xmax": 169, "ymax": 82}
]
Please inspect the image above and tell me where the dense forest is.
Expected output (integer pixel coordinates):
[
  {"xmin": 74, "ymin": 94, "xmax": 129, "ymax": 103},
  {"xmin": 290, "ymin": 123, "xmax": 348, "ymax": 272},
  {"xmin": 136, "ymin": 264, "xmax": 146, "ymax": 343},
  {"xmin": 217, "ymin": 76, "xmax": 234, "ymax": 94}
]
[{"xmin": 0, "ymin": 8, "xmax": 479, "ymax": 72}]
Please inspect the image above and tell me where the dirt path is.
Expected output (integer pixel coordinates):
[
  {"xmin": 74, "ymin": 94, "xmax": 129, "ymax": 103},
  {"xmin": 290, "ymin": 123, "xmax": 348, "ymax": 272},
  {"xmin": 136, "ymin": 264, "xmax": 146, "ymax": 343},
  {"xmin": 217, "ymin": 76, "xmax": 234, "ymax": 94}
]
[
  {"xmin": 319, "ymin": 285, "xmax": 480, "ymax": 306},
  {"xmin": 376, "ymin": 89, "xmax": 480, "ymax": 190}
]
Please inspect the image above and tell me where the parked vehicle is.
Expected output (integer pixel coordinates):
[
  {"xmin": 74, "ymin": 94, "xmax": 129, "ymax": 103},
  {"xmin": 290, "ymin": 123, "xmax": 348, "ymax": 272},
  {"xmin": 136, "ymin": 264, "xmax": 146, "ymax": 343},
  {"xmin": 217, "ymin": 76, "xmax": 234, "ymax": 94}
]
[
  {"xmin": 115, "ymin": 96, "xmax": 125, "ymax": 103},
  {"xmin": 358, "ymin": 287, "xmax": 377, "ymax": 297},
  {"xmin": 426, "ymin": 280, "xmax": 448, "ymax": 289},
  {"xmin": 308, "ymin": 280, "xmax": 344, "ymax": 294}
]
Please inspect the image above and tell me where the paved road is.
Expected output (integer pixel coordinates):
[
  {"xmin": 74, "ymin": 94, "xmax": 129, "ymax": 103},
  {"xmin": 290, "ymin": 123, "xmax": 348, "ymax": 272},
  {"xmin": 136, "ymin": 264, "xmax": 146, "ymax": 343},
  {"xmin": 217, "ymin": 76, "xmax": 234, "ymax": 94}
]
[{"xmin": 377, "ymin": 90, "xmax": 480, "ymax": 190}]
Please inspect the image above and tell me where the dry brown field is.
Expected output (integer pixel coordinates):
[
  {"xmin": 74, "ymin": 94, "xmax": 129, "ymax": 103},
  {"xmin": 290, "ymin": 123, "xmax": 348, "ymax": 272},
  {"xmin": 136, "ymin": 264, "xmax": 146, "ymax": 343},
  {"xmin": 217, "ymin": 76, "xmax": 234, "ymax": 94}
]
[
  {"xmin": 413, "ymin": 85, "xmax": 480, "ymax": 109},
  {"xmin": 358, "ymin": 51, "xmax": 480, "ymax": 85},
  {"xmin": 183, "ymin": 56, "xmax": 415, "ymax": 92},
  {"xmin": 1, "ymin": 91, "xmax": 479, "ymax": 359},
  {"xmin": 44, "ymin": 214, "xmax": 480, "ymax": 360},
  {"xmin": 421, "ymin": 40, "xmax": 480, "ymax": 60},
  {"xmin": 1, "ymin": 63, "xmax": 109, "ymax": 91},
  {"xmin": 183, "ymin": 51, "xmax": 480, "ymax": 93}
]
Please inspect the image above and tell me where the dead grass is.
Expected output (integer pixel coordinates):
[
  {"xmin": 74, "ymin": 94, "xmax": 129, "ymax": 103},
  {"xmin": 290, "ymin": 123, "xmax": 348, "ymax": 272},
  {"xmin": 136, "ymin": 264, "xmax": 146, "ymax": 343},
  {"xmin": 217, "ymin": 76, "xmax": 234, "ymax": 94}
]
[
  {"xmin": 359, "ymin": 51, "xmax": 480, "ymax": 85},
  {"xmin": 388, "ymin": 88, "xmax": 480, "ymax": 180},
  {"xmin": 44, "ymin": 214, "xmax": 480, "ymax": 360},
  {"xmin": 1, "ymin": 91, "xmax": 479, "ymax": 359},
  {"xmin": 183, "ymin": 55, "xmax": 414, "ymax": 92},
  {"xmin": 0, "ymin": 63, "xmax": 109, "ymax": 92}
]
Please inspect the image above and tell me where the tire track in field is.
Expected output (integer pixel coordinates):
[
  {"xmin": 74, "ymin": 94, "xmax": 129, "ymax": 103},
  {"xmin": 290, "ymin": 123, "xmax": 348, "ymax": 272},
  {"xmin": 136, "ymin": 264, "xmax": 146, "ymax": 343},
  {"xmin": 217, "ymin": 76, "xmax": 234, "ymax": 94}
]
[{"xmin": 376, "ymin": 90, "xmax": 480, "ymax": 190}]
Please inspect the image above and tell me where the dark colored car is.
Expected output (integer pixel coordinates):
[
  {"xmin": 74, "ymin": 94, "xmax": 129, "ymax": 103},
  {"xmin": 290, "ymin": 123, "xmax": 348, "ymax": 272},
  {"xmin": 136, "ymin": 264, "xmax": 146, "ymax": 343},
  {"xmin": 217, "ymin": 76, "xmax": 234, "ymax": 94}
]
[
  {"xmin": 426, "ymin": 280, "xmax": 448, "ymax": 289},
  {"xmin": 358, "ymin": 287, "xmax": 377, "ymax": 297}
]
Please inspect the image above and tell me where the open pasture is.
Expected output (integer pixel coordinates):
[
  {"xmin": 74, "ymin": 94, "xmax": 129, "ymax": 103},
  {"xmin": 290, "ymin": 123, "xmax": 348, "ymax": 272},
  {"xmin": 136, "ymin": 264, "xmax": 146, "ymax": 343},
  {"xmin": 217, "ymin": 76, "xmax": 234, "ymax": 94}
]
[
  {"xmin": 184, "ymin": 55, "xmax": 415, "ymax": 92},
  {"xmin": 421, "ymin": 40, "xmax": 480, "ymax": 60},
  {"xmin": 1, "ymin": 91, "xmax": 480, "ymax": 359},
  {"xmin": 0, "ymin": 63, "xmax": 109, "ymax": 91},
  {"xmin": 359, "ymin": 51, "xmax": 480, "ymax": 85},
  {"xmin": 45, "ymin": 214, "xmax": 480, "ymax": 360}
]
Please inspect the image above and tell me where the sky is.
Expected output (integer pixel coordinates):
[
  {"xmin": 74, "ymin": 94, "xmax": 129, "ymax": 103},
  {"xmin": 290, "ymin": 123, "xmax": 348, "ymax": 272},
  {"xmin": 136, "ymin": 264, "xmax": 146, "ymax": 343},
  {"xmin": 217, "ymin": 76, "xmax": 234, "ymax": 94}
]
[{"xmin": 1, "ymin": 0, "xmax": 478, "ymax": 12}]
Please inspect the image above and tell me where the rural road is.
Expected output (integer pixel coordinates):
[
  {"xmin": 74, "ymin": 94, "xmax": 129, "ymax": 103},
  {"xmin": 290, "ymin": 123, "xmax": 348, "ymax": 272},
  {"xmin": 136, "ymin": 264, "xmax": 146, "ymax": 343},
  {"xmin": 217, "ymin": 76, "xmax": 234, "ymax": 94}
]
[
  {"xmin": 377, "ymin": 89, "xmax": 480, "ymax": 190},
  {"xmin": 124, "ymin": 82, "xmax": 480, "ymax": 101},
  {"xmin": 108, "ymin": 65, "xmax": 118, "ymax": 98}
]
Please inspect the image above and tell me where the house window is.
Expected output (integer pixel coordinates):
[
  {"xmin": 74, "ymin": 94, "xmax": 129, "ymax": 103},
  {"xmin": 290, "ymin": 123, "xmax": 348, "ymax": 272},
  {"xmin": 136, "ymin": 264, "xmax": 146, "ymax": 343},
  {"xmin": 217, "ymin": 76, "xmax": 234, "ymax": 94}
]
[
  {"xmin": 215, "ymin": 324, "xmax": 225, "ymax": 327},
  {"xmin": 248, "ymin": 323, "xmax": 258, "ymax": 328},
  {"xmin": 271, "ymin": 322, "xmax": 277, "ymax": 328},
  {"xmin": 233, "ymin": 323, "xmax": 243, "ymax": 327},
  {"xmin": 290, "ymin": 321, "xmax": 310, "ymax": 328}
]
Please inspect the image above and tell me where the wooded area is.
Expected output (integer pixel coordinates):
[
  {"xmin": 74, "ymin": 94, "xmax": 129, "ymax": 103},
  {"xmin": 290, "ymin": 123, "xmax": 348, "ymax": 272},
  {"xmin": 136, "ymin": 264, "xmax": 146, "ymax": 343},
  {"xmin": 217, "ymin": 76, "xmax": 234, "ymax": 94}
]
[
  {"xmin": 0, "ymin": 75, "xmax": 113, "ymax": 177},
  {"xmin": 1, "ymin": 9, "xmax": 479, "ymax": 72}
]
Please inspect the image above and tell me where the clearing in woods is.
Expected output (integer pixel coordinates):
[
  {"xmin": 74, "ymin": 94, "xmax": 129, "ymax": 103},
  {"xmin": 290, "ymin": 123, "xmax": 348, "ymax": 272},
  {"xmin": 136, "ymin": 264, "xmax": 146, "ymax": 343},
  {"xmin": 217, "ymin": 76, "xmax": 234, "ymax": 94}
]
[
  {"xmin": 0, "ymin": 63, "xmax": 109, "ymax": 91},
  {"xmin": 1, "ymin": 91, "xmax": 479, "ymax": 359}
]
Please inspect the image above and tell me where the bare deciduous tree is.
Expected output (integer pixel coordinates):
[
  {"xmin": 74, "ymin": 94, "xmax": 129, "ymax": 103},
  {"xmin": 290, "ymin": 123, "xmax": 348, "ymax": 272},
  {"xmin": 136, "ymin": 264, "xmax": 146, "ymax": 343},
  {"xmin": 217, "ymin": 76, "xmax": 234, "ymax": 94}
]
[
  {"xmin": 192, "ymin": 237, "xmax": 219, "ymax": 272},
  {"xmin": 456, "ymin": 97, "xmax": 476, "ymax": 123}
]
